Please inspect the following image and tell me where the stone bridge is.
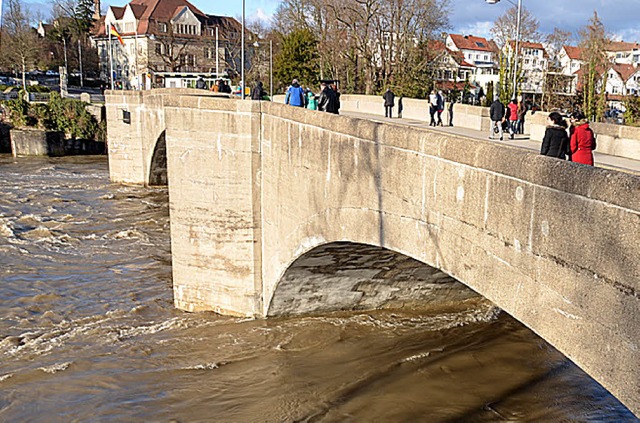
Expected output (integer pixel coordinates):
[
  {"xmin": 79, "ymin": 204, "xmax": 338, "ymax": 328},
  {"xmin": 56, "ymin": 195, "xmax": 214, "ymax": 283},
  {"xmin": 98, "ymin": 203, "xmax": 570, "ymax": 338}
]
[{"xmin": 106, "ymin": 89, "xmax": 639, "ymax": 415}]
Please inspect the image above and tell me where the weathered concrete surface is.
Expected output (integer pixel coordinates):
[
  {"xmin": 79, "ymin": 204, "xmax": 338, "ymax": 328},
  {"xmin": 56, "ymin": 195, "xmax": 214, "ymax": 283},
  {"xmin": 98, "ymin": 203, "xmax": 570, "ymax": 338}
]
[
  {"xmin": 10, "ymin": 129, "xmax": 65, "ymax": 157},
  {"xmin": 107, "ymin": 90, "xmax": 640, "ymax": 416},
  {"xmin": 105, "ymin": 89, "xmax": 230, "ymax": 185}
]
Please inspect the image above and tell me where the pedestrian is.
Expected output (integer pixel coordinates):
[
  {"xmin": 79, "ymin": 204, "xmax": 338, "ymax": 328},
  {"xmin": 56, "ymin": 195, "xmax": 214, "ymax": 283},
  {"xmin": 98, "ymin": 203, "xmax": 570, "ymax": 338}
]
[
  {"xmin": 489, "ymin": 98, "xmax": 505, "ymax": 140},
  {"xmin": 517, "ymin": 98, "xmax": 526, "ymax": 134},
  {"xmin": 540, "ymin": 112, "xmax": 570, "ymax": 159},
  {"xmin": 569, "ymin": 111, "xmax": 596, "ymax": 166},
  {"xmin": 436, "ymin": 90, "xmax": 445, "ymax": 126},
  {"xmin": 428, "ymin": 90, "xmax": 438, "ymax": 126},
  {"xmin": 306, "ymin": 89, "xmax": 317, "ymax": 110},
  {"xmin": 398, "ymin": 96, "xmax": 403, "ymax": 118},
  {"xmin": 448, "ymin": 96, "xmax": 455, "ymax": 127},
  {"xmin": 251, "ymin": 80, "xmax": 266, "ymax": 100},
  {"xmin": 507, "ymin": 99, "xmax": 518, "ymax": 139},
  {"xmin": 285, "ymin": 79, "xmax": 306, "ymax": 107},
  {"xmin": 318, "ymin": 82, "xmax": 339, "ymax": 114},
  {"xmin": 331, "ymin": 83, "xmax": 341, "ymax": 113},
  {"xmin": 195, "ymin": 76, "xmax": 206, "ymax": 90},
  {"xmin": 219, "ymin": 80, "xmax": 231, "ymax": 94},
  {"xmin": 383, "ymin": 87, "xmax": 395, "ymax": 118}
]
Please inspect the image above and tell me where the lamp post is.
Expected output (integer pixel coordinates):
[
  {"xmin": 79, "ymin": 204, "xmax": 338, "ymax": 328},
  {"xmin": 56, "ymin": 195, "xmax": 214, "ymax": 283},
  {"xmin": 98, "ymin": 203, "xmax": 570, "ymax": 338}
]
[
  {"xmin": 252, "ymin": 40, "xmax": 273, "ymax": 99},
  {"xmin": 486, "ymin": 0, "xmax": 522, "ymax": 100},
  {"xmin": 241, "ymin": 0, "xmax": 245, "ymax": 99}
]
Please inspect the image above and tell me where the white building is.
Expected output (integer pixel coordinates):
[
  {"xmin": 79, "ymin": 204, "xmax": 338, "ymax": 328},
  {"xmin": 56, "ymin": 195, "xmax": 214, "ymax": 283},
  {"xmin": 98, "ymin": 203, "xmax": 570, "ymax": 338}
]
[
  {"xmin": 445, "ymin": 34, "xmax": 500, "ymax": 95},
  {"xmin": 503, "ymin": 41, "xmax": 549, "ymax": 95}
]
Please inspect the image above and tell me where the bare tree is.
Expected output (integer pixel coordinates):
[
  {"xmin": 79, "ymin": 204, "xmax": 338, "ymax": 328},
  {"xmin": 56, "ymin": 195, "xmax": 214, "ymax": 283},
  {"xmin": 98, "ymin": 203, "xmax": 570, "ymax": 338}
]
[
  {"xmin": 3, "ymin": 0, "xmax": 41, "ymax": 90},
  {"xmin": 490, "ymin": 5, "xmax": 540, "ymax": 49},
  {"xmin": 273, "ymin": 0, "xmax": 450, "ymax": 94}
]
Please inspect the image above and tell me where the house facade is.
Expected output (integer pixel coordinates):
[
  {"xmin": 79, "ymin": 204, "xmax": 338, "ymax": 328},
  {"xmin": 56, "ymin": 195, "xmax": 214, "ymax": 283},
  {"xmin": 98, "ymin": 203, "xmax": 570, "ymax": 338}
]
[
  {"xmin": 504, "ymin": 41, "xmax": 548, "ymax": 95},
  {"xmin": 91, "ymin": 0, "xmax": 244, "ymax": 89},
  {"xmin": 445, "ymin": 34, "xmax": 500, "ymax": 95}
]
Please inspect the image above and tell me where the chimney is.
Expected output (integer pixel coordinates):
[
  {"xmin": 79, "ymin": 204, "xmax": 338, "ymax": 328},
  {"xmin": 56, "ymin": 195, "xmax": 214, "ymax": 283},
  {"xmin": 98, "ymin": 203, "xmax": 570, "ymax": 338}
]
[{"xmin": 94, "ymin": 0, "xmax": 101, "ymax": 20}]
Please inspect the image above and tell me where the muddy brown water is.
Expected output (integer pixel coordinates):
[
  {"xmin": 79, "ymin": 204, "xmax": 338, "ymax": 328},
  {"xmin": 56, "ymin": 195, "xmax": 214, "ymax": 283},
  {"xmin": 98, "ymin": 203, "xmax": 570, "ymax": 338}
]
[{"xmin": 0, "ymin": 156, "xmax": 636, "ymax": 422}]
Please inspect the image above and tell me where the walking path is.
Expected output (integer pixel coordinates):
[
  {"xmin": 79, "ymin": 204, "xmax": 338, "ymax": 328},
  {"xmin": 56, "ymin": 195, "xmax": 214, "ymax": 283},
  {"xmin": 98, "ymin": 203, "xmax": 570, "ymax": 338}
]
[{"xmin": 343, "ymin": 111, "xmax": 640, "ymax": 176}]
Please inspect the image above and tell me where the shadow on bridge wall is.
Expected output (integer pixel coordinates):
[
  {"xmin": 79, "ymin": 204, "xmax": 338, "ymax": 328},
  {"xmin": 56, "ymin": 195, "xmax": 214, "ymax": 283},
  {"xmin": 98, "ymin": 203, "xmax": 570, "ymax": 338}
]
[{"xmin": 149, "ymin": 130, "xmax": 167, "ymax": 186}]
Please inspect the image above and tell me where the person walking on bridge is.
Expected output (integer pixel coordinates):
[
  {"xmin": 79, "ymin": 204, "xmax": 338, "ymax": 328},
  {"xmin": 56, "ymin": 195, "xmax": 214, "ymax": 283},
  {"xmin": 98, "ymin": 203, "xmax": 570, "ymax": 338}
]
[
  {"xmin": 383, "ymin": 88, "xmax": 395, "ymax": 118},
  {"xmin": 569, "ymin": 111, "xmax": 596, "ymax": 166},
  {"xmin": 428, "ymin": 90, "xmax": 438, "ymax": 126},
  {"xmin": 507, "ymin": 99, "xmax": 518, "ymax": 139},
  {"xmin": 285, "ymin": 79, "xmax": 306, "ymax": 107},
  {"xmin": 489, "ymin": 98, "xmax": 505, "ymax": 140},
  {"xmin": 318, "ymin": 82, "xmax": 339, "ymax": 114}
]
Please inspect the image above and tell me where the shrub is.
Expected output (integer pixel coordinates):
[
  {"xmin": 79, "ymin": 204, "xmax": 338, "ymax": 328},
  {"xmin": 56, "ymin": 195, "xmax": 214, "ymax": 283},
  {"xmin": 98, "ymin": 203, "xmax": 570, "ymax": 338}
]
[{"xmin": 623, "ymin": 96, "xmax": 640, "ymax": 127}]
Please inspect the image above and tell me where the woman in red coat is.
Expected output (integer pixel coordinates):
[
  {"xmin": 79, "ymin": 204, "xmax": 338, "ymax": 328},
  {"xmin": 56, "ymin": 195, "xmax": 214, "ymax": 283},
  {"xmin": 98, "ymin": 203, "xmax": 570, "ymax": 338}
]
[{"xmin": 569, "ymin": 111, "xmax": 596, "ymax": 166}]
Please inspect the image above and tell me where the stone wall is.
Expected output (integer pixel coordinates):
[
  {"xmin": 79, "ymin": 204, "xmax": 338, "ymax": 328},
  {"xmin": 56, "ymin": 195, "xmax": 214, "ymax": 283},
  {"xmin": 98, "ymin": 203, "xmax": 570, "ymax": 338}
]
[{"xmin": 10, "ymin": 129, "xmax": 65, "ymax": 157}]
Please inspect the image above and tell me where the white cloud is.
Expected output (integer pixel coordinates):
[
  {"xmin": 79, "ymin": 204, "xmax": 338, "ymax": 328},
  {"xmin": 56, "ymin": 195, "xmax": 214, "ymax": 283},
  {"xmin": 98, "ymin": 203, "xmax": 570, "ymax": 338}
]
[
  {"xmin": 250, "ymin": 8, "xmax": 272, "ymax": 23},
  {"xmin": 456, "ymin": 21, "xmax": 493, "ymax": 39}
]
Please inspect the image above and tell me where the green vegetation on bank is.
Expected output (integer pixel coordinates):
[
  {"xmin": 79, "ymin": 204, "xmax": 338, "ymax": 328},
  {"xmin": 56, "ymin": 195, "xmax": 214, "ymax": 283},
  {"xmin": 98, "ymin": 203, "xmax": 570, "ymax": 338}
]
[{"xmin": 1, "ymin": 91, "xmax": 105, "ymax": 140}]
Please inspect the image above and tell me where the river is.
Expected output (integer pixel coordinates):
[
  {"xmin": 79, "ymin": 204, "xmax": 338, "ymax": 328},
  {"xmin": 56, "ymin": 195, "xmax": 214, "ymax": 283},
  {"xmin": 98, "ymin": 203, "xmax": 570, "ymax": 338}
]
[{"xmin": 0, "ymin": 155, "xmax": 636, "ymax": 422}]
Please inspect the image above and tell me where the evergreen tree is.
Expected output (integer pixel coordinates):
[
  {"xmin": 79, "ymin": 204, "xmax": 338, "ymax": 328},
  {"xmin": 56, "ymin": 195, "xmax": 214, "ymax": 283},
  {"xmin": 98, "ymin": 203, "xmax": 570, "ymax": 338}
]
[{"xmin": 274, "ymin": 28, "xmax": 319, "ymax": 89}]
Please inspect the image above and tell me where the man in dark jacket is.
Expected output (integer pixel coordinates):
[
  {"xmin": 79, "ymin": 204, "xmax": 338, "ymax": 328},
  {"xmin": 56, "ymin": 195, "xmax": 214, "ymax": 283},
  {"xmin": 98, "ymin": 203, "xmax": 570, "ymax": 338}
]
[
  {"xmin": 195, "ymin": 77, "xmax": 206, "ymax": 89},
  {"xmin": 318, "ymin": 82, "xmax": 339, "ymax": 114},
  {"xmin": 383, "ymin": 88, "xmax": 395, "ymax": 118},
  {"xmin": 251, "ymin": 80, "xmax": 266, "ymax": 100},
  {"xmin": 489, "ymin": 98, "xmax": 506, "ymax": 140}
]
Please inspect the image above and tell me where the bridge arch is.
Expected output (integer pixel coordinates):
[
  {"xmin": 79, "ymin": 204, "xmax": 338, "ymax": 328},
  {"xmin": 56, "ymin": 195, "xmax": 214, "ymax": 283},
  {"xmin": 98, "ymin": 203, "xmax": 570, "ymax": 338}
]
[{"xmin": 267, "ymin": 241, "xmax": 478, "ymax": 317}]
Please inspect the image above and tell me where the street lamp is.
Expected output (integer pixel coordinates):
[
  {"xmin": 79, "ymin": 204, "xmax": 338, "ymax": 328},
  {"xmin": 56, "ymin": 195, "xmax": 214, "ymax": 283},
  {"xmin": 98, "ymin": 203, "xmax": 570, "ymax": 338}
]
[
  {"xmin": 241, "ymin": 0, "xmax": 245, "ymax": 99},
  {"xmin": 252, "ymin": 40, "xmax": 273, "ymax": 99},
  {"xmin": 486, "ymin": 0, "xmax": 522, "ymax": 100}
]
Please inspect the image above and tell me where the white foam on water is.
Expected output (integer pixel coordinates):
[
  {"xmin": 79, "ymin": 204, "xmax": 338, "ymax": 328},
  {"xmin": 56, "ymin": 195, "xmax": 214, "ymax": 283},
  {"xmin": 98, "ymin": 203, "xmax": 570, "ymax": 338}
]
[
  {"xmin": 39, "ymin": 361, "xmax": 72, "ymax": 374},
  {"xmin": 182, "ymin": 362, "xmax": 220, "ymax": 370}
]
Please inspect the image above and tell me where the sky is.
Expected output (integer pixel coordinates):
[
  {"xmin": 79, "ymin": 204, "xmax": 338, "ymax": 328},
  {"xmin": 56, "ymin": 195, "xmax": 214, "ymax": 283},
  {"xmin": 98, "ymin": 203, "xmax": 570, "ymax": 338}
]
[{"xmin": 19, "ymin": 0, "xmax": 640, "ymax": 43}]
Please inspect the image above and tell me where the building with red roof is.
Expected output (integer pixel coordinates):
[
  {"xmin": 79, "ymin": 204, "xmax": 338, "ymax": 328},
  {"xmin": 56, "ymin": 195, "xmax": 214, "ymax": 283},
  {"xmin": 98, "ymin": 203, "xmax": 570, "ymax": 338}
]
[{"xmin": 91, "ymin": 0, "xmax": 246, "ymax": 89}]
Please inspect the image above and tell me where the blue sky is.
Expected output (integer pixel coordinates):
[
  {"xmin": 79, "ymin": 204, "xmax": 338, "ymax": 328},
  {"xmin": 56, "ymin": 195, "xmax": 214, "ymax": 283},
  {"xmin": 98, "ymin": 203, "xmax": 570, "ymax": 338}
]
[{"xmin": 23, "ymin": 0, "xmax": 640, "ymax": 43}]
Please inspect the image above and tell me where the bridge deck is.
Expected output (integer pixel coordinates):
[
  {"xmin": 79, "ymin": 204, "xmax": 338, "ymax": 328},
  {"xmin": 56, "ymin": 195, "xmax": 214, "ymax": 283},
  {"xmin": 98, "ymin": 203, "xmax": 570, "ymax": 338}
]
[{"xmin": 343, "ymin": 111, "xmax": 640, "ymax": 176}]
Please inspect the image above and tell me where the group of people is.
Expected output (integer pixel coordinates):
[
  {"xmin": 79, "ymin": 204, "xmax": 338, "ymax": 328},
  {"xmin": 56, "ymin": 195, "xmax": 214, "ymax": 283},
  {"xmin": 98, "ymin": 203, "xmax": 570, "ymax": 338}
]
[
  {"xmin": 540, "ymin": 110, "xmax": 596, "ymax": 166},
  {"xmin": 284, "ymin": 79, "xmax": 340, "ymax": 114},
  {"xmin": 428, "ymin": 90, "xmax": 454, "ymax": 127},
  {"xmin": 382, "ymin": 88, "xmax": 455, "ymax": 126},
  {"xmin": 489, "ymin": 98, "xmax": 527, "ymax": 141}
]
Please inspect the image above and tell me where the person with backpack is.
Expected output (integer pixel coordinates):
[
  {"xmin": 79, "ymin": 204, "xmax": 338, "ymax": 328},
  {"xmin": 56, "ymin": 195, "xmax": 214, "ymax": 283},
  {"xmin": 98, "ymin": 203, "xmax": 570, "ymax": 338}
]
[
  {"xmin": 285, "ymin": 79, "xmax": 306, "ymax": 107},
  {"xmin": 251, "ymin": 80, "xmax": 266, "ymax": 100}
]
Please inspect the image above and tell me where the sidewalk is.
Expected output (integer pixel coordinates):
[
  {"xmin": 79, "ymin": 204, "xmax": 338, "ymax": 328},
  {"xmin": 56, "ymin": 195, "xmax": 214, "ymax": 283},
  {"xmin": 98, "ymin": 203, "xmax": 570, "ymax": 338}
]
[{"xmin": 343, "ymin": 111, "xmax": 640, "ymax": 176}]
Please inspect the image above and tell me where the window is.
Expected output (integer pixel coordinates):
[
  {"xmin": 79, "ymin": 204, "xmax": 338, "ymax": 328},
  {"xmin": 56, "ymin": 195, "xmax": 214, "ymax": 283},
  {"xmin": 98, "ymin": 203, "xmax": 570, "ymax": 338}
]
[
  {"xmin": 484, "ymin": 55, "xmax": 488, "ymax": 61},
  {"xmin": 533, "ymin": 59, "xmax": 537, "ymax": 66},
  {"xmin": 155, "ymin": 43, "xmax": 164, "ymax": 55},
  {"xmin": 159, "ymin": 22, "xmax": 167, "ymax": 32},
  {"xmin": 205, "ymin": 47, "xmax": 215, "ymax": 59},
  {"xmin": 475, "ymin": 41, "xmax": 485, "ymax": 48},
  {"xmin": 524, "ymin": 59, "xmax": 530, "ymax": 65}
]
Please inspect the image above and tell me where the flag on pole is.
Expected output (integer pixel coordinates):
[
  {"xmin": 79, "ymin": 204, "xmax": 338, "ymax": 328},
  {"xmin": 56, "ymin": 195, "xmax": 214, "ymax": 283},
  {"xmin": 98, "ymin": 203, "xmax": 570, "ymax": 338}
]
[{"xmin": 109, "ymin": 24, "xmax": 125, "ymax": 45}]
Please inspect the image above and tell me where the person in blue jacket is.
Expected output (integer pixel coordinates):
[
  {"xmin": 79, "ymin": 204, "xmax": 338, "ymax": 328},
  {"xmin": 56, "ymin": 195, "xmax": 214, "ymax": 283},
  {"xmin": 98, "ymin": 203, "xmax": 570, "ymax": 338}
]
[{"xmin": 285, "ymin": 79, "xmax": 306, "ymax": 107}]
